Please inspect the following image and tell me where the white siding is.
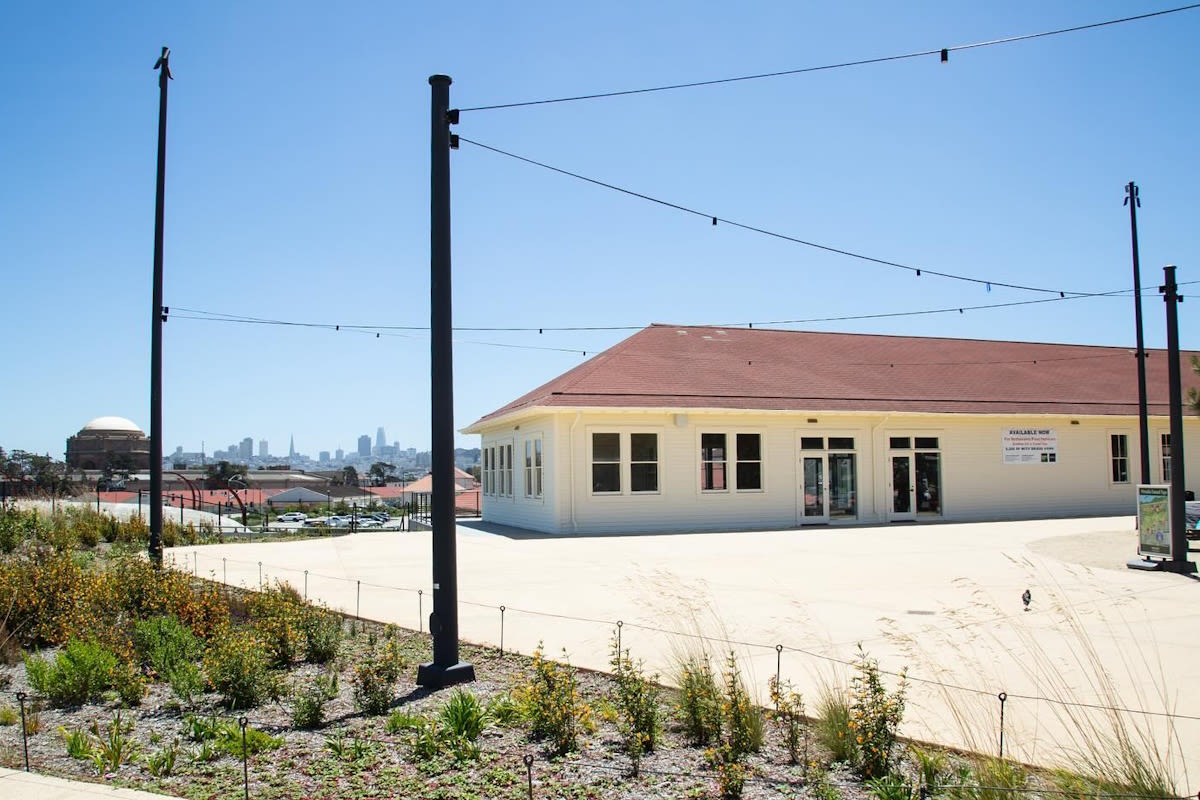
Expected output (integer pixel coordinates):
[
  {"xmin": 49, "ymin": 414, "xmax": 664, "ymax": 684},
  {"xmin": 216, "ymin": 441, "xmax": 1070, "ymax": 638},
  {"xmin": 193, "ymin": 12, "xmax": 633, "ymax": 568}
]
[{"xmin": 470, "ymin": 409, "xmax": 1199, "ymax": 534}]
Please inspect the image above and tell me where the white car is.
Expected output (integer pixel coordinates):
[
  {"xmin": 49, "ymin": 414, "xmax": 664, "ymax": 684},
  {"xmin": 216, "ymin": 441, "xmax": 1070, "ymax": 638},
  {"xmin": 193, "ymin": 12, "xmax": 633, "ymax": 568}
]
[
  {"xmin": 357, "ymin": 518, "xmax": 382, "ymax": 529},
  {"xmin": 277, "ymin": 512, "xmax": 307, "ymax": 523}
]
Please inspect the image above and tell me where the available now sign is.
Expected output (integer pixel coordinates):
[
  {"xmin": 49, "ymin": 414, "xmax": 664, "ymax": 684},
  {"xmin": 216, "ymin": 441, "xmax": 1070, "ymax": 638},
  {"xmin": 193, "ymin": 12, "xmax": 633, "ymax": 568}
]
[{"xmin": 1002, "ymin": 428, "xmax": 1058, "ymax": 464}]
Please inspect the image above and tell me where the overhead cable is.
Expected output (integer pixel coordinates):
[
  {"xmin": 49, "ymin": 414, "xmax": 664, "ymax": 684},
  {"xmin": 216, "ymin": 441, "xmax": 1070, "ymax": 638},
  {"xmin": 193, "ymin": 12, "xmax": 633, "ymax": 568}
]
[
  {"xmin": 458, "ymin": 136, "xmax": 1107, "ymax": 297},
  {"xmin": 457, "ymin": 3, "xmax": 1200, "ymax": 112}
]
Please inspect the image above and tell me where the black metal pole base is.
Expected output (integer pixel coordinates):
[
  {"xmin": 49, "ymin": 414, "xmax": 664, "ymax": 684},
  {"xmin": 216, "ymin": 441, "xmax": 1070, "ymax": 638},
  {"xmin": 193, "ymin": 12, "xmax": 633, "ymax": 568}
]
[
  {"xmin": 416, "ymin": 660, "xmax": 476, "ymax": 689},
  {"xmin": 1127, "ymin": 557, "xmax": 1198, "ymax": 574}
]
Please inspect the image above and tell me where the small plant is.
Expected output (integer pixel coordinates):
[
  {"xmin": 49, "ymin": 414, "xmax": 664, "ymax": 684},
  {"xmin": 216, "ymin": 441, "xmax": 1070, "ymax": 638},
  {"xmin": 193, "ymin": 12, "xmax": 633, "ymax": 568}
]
[
  {"xmin": 706, "ymin": 744, "xmax": 748, "ymax": 799},
  {"xmin": 133, "ymin": 615, "xmax": 201, "ymax": 676},
  {"xmin": 675, "ymin": 652, "xmax": 723, "ymax": 746},
  {"xmin": 248, "ymin": 581, "xmax": 307, "ymax": 667},
  {"xmin": 203, "ymin": 626, "xmax": 275, "ymax": 709},
  {"xmin": 911, "ymin": 745, "xmax": 949, "ymax": 793},
  {"xmin": 814, "ymin": 680, "xmax": 856, "ymax": 765},
  {"xmin": 386, "ymin": 708, "xmax": 425, "ymax": 734},
  {"xmin": 486, "ymin": 692, "xmax": 522, "ymax": 727},
  {"xmin": 300, "ymin": 607, "xmax": 342, "ymax": 664},
  {"xmin": 26, "ymin": 638, "xmax": 121, "ymax": 707},
  {"xmin": 215, "ymin": 723, "xmax": 282, "ymax": 758},
  {"xmin": 352, "ymin": 643, "xmax": 404, "ymax": 715},
  {"xmin": 721, "ymin": 651, "xmax": 763, "ymax": 759},
  {"xmin": 60, "ymin": 724, "xmax": 96, "ymax": 759},
  {"xmin": 0, "ymin": 705, "xmax": 17, "ymax": 726},
  {"xmin": 90, "ymin": 711, "xmax": 140, "ymax": 774},
  {"xmin": 515, "ymin": 643, "xmax": 593, "ymax": 756},
  {"xmin": 146, "ymin": 738, "xmax": 180, "ymax": 778},
  {"xmin": 191, "ymin": 740, "xmax": 220, "ymax": 764},
  {"xmin": 292, "ymin": 671, "xmax": 339, "ymax": 729},
  {"xmin": 609, "ymin": 634, "xmax": 661, "ymax": 775},
  {"xmin": 849, "ymin": 644, "xmax": 907, "ymax": 780},
  {"xmin": 440, "ymin": 688, "xmax": 488, "ymax": 742},
  {"xmin": 950, "ymin": 757, "xmax": 1028, "ymax": 800},
  {"xmin": 769, "ymin": 675, "xmax": 806, "ymax": 765},
  {"xmin": 408, "ymin": 718, "xmax": 443, "ymax": 762},
  {"xmin": 867, "ymin": 773, "xmax": 916, "ymax": 800}
]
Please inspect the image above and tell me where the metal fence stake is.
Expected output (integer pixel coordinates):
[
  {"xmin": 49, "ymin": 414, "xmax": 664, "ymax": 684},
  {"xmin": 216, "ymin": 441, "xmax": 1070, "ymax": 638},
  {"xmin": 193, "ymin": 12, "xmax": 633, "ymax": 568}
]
[
  {"xmin": 356, "ymin": 580, "xmax": 361, "ymax": 618},
  {"xmin": 997, "ymin": 692, "xmax": 1008, "ymax": 758},
  {"xmin": 239, "ymin": 716, "xmax": 249, "ymax": 800},
  {"xmin": 418, "ymin": 589, "xmax": 423, "ymax": 632},
  {"xmin": 500, "ymin": 605, "xmax": 506, "ymax": 655},
  {"xmin": 524, "ymin": 753, "xmax": 535, "ymax": 799},
  {"xmin": 304, "ymin": 569, "xmax": 308, "ymax": 600},
  {"xmin": 223, "ymin": 557, "xmax": 227, "ymax": 586},
  {"xmin": 258, "ymin": 561, "xmax": 262, "ymax": 590},
  {"xmin": 193, "ymin": 551, "xmax": 197, "ymax": 576},
  {"xmin": 616, "ymin": 620, "xmax": 623, "ymax": 654},
  {"xmin": 775, "ymin": 644, "xmax": 783, "ymax": 709},
  {"xmin": 17, "ymin": 691, "xmax": 29, "ymax": 771}
]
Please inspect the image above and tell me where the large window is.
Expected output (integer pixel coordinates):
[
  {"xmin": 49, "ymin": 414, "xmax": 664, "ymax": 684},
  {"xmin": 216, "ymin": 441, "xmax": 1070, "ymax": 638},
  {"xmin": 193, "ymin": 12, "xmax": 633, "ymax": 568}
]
[
  {"xmin": 630, "ymin": 433, "xmax": 658, "ymax": 493},
  {"xmin": 1161, "ymin": 433, "xmax": 1172, "ymax": 483},
  {"xmin": 524, "ymin": 437, "xmax": 544, "ymax": 499},
  {"xmin": 483, "ymin": 446, "xmax": 494, "ymax": 496},
  {"xmin": 592, "ymin": 433, "xmax": 621, "ymax": 493},
  {"xmin": 736, "ymin": 434, "xmax": 762, "ymax": 491},
  {"xmin": 701, "ymin": 433, "xmax": 727, "ymax": 491},
  {"xmin": 1110, "ymin": 434, "xmax": 1129, "ymax": 484}
]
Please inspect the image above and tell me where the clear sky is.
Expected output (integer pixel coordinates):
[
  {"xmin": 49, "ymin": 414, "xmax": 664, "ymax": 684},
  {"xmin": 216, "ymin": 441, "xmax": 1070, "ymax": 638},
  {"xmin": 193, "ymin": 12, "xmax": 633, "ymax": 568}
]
[{"xmin": 1, "ymin": 1, "xmax": 1198, "ymax": 459}]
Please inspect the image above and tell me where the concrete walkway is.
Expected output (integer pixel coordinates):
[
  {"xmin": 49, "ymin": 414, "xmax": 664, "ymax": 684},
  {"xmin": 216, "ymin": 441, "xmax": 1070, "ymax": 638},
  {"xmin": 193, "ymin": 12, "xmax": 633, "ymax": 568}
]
[
  {"xmin": 0, "ymin": 767, "xmax": 171, "ymax": 799},
  {"xmin": 169, "ymin": 515, "xmax": 1200, "ymax": 790}
]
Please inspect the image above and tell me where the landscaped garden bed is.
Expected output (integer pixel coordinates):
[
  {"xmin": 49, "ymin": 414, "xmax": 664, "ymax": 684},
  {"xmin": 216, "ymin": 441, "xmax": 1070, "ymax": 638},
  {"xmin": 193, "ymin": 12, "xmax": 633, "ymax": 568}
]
[{"xmin": 0, "ymin": 505, "xmax": 1182, "ymax": 800}]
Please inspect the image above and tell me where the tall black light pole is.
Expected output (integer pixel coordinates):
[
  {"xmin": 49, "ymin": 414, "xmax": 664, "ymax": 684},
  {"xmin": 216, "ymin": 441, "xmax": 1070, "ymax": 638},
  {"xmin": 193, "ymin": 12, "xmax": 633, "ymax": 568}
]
[
  {"xmin": 1159, "ymin": 266, "xmax": 1195, "ymax": 574},
  {"xmin": 1125, "ymin": 182, "xmax": 1151, "ymax": 485},
  {"xmin": 417, "ymin": 74, "xmax": 475, "ymax": 688},
  {"xmin": 149, "ymin": 47, "xmax": 171, "ymax": 568}
]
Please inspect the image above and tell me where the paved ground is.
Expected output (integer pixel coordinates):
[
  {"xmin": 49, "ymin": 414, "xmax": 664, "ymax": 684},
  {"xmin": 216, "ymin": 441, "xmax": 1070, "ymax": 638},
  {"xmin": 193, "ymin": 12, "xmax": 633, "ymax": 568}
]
[
  {"xmin": 163, "ymin": 515, "xmax": 1199, "ymax": 790},
  {"xmin": 0, "ymin": 767, "xmax": 171, "ymax": 799}
]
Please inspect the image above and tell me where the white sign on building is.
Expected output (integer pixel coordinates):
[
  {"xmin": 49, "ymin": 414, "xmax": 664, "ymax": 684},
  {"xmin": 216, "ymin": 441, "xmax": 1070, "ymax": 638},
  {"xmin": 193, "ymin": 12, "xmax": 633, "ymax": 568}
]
[{"xmin": 1002, "ymin": 428, "xmax": 1058, "ymax": 464}]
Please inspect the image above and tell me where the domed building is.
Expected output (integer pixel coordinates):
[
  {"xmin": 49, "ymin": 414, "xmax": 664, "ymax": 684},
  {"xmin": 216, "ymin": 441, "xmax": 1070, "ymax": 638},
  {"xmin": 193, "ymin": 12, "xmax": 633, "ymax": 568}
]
[{"xmin": 66, "ymin": 416, "xmax": 151, "ymax": 471}]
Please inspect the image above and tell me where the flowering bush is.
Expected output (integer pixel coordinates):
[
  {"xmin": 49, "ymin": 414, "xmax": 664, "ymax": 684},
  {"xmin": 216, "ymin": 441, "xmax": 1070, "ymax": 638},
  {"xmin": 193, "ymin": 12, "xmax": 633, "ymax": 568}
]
[
  {"xmin": 770, "ymin": 675, "xmax": 806, "ymax": 764},
  {"xmin": 516, "ymin": 643, "xmax": 593, "ymax": 756},
  {"xmin": 609, "ymin": 635, "xmax": 661, "ymax": 774},
  {"xmin": 676, "ymin": 652, "xmax": 723, "ymax": 746},
  {"xmin": 203, "ymin": 625, "xmax": 275, "ymax": 709},
  {"xmin": 849, "ymin": 644, "xmax": 907, "ymax": 780}
]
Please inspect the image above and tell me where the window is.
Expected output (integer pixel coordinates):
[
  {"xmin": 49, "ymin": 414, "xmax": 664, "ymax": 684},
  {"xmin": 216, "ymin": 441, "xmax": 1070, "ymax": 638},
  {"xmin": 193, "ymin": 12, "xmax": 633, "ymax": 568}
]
[
  {"xmin": 483, "ymin": 446, "xmax": 494, "ymax": 495},
  {"xmin": 592, "ymin": 433, "xmax": 621, "ymax": 493},
  {"xmin": 800, "ymin": 437, "xmax": 824, "ymax": 450},
  {"xmin": 524, "ymin": 439, "xmax": 544, "ymax": 499},
  {"xmin": 914, "ymin": 437, "xmax": 939, "ymax": 449},
  {"xmin": 1161, "ymin": 433, "xmax": 1171, "ymax": 483},
  {"xmin": 1110, "ymin": 434, "xmax": 1129, "ymax": 483},
  {"xmin": 700, "ymin": 433, "xmax": 727, "ymax": 490},
  {"xmin": 630, "ymin": 433, "xmax": 658, "ymax": 493},
  {"xmin": 502, "ymin": 443, "xmax": 513, "ymax": 497},
  {"xmin": 736, "ymin": 433, "xmax": 762, "ymax": 491},
  {"xmin": 828, "ymin": 437, "xmax": 855, "ymax": 450},
  {"xmin": 498, "ymin": 444, "xmax": 506, "ymax": 496},
  {"xmin": 889, "ymin": 437, "xmax": 911, "ymax": 449}
]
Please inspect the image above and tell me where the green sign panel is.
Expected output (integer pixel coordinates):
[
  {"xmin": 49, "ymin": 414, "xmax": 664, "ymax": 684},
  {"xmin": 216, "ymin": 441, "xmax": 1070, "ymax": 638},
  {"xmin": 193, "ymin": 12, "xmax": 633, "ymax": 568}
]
[{"xmin": 1137, "ymin": 485, "xmax": 1171, "ymax": 558}]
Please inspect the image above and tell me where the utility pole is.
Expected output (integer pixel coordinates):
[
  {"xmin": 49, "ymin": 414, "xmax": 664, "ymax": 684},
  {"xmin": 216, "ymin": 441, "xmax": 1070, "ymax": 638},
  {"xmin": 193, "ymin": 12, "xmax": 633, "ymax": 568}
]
[
  {"xmin": 148, "ymin": 47, "xmax": 171, "ymax": 568},
  {"xmin": 417, "ymin": 74, "xmax": 474, "ymax": 688},
  {"xmin": 1125, "ymin": 182, "xmax": 1151, "ymax": 485},
  {"xmin": 1159, "ymin": 266, "xmax": 1195, "ymax": 574}
]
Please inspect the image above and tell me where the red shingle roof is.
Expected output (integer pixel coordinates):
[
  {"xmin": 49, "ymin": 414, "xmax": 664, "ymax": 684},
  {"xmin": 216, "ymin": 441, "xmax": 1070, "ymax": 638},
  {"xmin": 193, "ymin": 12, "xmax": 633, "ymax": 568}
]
[{"xmin": 468, "ymin": 325, "xmax": 1200, "ymax": 427}]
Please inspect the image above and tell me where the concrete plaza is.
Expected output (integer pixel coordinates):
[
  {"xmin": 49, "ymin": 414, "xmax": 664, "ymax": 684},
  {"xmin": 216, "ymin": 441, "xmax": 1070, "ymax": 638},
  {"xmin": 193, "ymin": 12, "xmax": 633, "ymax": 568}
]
[{"xmin": 169, "ymin": 516, "xmax": 1200, "ymax": 791}]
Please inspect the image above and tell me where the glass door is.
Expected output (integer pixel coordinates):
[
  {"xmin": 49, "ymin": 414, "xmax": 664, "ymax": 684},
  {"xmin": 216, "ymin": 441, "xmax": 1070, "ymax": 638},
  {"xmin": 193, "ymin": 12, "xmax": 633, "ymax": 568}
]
[
  {"xmin": 891, "ymin": 455, "xmax": 914, "ymax": 519},
  {"xmin": 802, "ymin": 457, "xmax": 826, "ymax": 521},
  {"xmin": 915, "ymin": 452, "xmax": 941, "ymax": 515}
]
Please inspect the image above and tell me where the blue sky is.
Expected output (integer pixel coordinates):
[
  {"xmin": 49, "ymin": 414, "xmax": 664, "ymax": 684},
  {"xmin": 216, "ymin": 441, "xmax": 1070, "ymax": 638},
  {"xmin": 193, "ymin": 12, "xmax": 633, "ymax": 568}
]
[{"xmin": 1, "ymin": 1, "xmax": 1197, "ymax": 459}]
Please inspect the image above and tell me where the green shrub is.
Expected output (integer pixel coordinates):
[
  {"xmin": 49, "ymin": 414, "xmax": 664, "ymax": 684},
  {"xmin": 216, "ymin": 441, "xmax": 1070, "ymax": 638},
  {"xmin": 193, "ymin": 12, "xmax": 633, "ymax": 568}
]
[
  {"xmin": 849, "ymin": 645, "xmax": 907, "ymax": 780},
  {"xmin": 26, "ymin": 639, "xmax": 121, "ymax": 707},
  {"xmin": 721, "ymin": 651, "xmax": 763, "ymax": 759},
  {"xmin": 675, "ymin": 652, "xmax": 723, "ymax": 746},
  {"xmin": 516, "ymin": 643, "xmax": 592, "ymax": 756},
  {"xmin": 146, "ymin": 738, "xmax": 180, "ymax": 777},
  {"xmin": 0, "ymin": 705, "xmax": 17, "ymax": 726},
  {"xmin": 770, "ymin": 675, "xmax": 806, "ymax": 765},
  {"xmin": 487, "ymin": 692, "xmax": 522, "ymax": 727},
  {"xmin": 134, "ymin": 615, "xmax": 201, "ymax": 676},
  {"xmin": 867, "ymin": 774, "xmax": 916, "ymax": 800},
  {"xmin": 351, "ymin": 640, "xmax": 404, "ymax": 716},
  {"xmin": 440, "ymin": 688, "xmax": 488, "ymax": 741},
  {"xmin": 948, "ymin": 758, "xmax": 1028, "ymax": 800},
  {"xmin": 89, "ymin": 711, "xmax": 139, "ymax": 774},
  {"xmin": 203, "ymin": 626, "xmax": 275, "ymax": 709},
  {"xmin": 249, "ymin": 581, "xmax": 307, "ymax": 667},
  {"xmin": 386, "ymin": 708, "xmax": 425, "ymax": 734},
  {"xmin": 60, "ymin": 724, "xmax": 95, "ymax": 759},
  {"xmin": 292, "ymin": 672, "xmax": 338, "ymax": 729},
  {"xmin": 300, "ymin": 606, "xmax": 342, "ymax": 664},
  {"xmin": 215, "ymin": 723, "xmax": 281, "ymax": 758},
  {"xmin": 609, "ymin": 635, "xmax": 661, "ymax": 774}
]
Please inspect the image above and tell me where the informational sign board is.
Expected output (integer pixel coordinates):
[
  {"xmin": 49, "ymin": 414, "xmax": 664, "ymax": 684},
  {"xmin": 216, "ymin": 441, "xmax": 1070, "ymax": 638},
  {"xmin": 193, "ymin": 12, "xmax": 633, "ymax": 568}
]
[
  {"xmin": 1002, "ymin": 428, "xmax": 1058, "ymax": 464},
  {"xmin": 1137, "ymin": 484, "xmax": 1172, "ymax": 558}
]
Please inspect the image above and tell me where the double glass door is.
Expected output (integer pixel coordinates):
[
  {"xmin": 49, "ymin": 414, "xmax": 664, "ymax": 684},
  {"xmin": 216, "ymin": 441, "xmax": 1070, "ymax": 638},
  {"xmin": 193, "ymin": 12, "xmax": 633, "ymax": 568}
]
[
  {"xmin": 890, "ymin": 451, "xmax": 941, "ymax": 519},
  {"xmin": 801, "ymin": 452, "xmax": 856, "ymax": 523}
]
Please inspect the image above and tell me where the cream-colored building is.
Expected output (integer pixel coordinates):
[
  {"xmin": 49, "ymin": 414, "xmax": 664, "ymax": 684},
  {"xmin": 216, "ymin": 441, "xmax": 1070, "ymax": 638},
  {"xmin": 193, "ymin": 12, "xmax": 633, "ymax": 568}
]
[{"xmin": 463, "ymin": 325, "xmax": 1199, "ymax": 535}]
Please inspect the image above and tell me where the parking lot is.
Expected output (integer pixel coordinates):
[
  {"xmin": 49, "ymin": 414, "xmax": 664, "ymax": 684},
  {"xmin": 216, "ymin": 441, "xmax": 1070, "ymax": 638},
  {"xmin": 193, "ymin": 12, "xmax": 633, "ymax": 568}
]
[{"xmin": 172, "ymin": 515, "xmax": 1200, "ymax": 789}]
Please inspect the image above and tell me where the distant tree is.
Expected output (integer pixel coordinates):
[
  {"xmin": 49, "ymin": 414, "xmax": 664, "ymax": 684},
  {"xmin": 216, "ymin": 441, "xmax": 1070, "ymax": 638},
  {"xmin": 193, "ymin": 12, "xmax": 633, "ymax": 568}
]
[
  {"xmin": 341, "ymin": 465, "xmax": 359, "ymax": 487},
  {"xmin": 368, "ymin": 462, "xmax": 395, "ymax": 486},
  {"xmin": 0, "ymin": 448, "xmax": 71, "ymax": 496},
  {"xmin": 204, "ymin": 460, "xmax": 248, "ymax": 489},
  {"xmin": 467, "ymin": 464, "xmax": 481, "ymax": 482}
]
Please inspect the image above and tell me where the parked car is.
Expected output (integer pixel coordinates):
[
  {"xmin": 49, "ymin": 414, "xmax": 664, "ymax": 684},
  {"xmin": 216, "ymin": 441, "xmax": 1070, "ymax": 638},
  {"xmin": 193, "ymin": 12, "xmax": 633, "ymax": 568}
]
[
  {"xmin": 357, "ymin": 518, "xmax": 382, "ymax": 529},
  {"xmin": 277, "ymin": 512, "xmax": 307, "ymax": 523},
  {"xmin": 328, "ymin": 516, "xmax": 351, "ymax": 528}
]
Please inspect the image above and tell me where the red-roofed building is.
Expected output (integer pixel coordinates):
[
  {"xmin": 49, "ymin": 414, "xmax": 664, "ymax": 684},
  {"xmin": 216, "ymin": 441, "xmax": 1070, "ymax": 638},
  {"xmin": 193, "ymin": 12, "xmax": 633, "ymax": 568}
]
[{"xmin": 463, "ymin": 325, "xmax": 1200, "ymax": 534}]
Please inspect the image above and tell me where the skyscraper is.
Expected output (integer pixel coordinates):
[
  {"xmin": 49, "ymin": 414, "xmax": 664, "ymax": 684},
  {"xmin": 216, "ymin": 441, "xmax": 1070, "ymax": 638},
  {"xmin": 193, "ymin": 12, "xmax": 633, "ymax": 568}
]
[
  {"xmin": 288, "ymin": 435, "xmax": 295, "ymax": 459},
  {"xmin": 375, "ymin": 427, "xmax": 386, "ymax": 451},
  {"xmin": 357, "ymin": 435, "xmax": 371, "ymax": 457},
  {"xmin": 258, "ymin": 439, "xmax": 268, "ymax": 458},
  {"xmin": 239, "ymin": 437, "xmax": 253, "ymax": 460}
]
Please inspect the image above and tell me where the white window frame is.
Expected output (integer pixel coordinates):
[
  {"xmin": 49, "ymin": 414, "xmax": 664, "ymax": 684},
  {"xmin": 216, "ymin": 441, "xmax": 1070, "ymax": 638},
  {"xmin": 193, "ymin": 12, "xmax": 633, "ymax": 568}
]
[
  {"xmin": 501, "ymin": 441, "xmax": 513, "ymax": 498},
  {"xmin": 483, "ymin": 446, "xmax": 494, "ymax": 496},
  {"xmin": 587, "ymin": 428, "xmax": 663, "ymax": 497},
  {"xmin": 699, "ymin": 430, "xmax": 766, "ymax": 494},
  {"xmin": 1109, "ymin": 432, "xmax": 1130, "ymax": 485},
  {"xmin": 524, "ymin": 436, "xmax": 544, "ymax": 500},
  {"xmin": 699, "ymin": 432, "xmax": 729, "ymax": 493},
  {"xmin": 734, "ymin": 432, "xmax": 764, "ymax": 493}
]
